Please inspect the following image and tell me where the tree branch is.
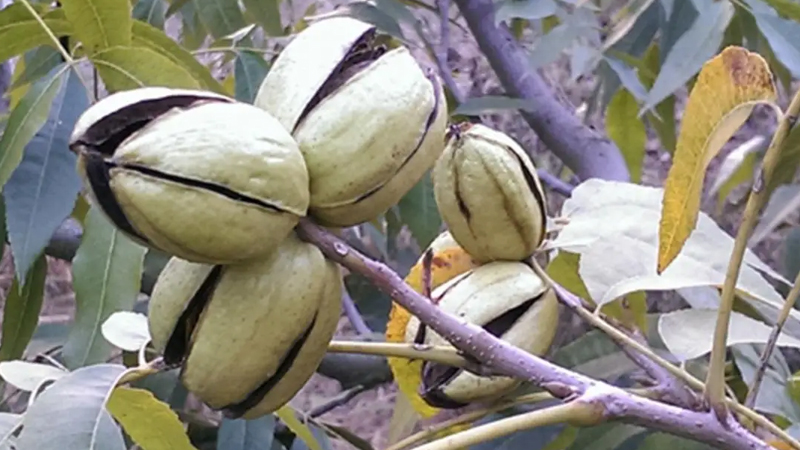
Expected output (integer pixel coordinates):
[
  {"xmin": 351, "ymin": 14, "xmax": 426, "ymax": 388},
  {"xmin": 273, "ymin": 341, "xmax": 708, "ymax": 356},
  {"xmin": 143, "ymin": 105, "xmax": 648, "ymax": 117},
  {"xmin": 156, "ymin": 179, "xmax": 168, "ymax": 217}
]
[
  {"xmin": 296, "ymin": 219, "xmax": 771, "ymax": 450},
  {"xmin": 341, "ymin": 288, "xmax": 373, "ymax": 335},
  {"xmin": 450, "ymin": 0, "xmax": 630, "ymax": 182}
]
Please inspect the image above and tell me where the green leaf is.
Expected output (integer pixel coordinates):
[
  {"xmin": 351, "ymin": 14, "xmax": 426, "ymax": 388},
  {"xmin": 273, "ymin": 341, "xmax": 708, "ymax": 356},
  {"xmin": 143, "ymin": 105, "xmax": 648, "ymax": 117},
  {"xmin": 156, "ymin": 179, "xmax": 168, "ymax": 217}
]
[
  {"xmin": 217, "ymin": 416, "xmax": 276, "ymax": 450},
  {"xmin": 91, "ymin": 45, "xmax": 201, "ymax": 92},
  {"xmin": 635, "ymin": 432, "xmax": 715, "ymax": 450},
  {"xmin": 177, "ymin": 1, "xmax": 208, "ymax": 49},
  {"xmin": 397, "ymin": 172, "xmax": 440, "ymax": 249},
  {"xmin": 60, "ymin": 0, "xmax": 131, "ymax": 53},
  {"xmin": 552, "ymin": 330, "xmax": 635, "ymax": 380},
  {"xmin": 132, "ymin": 0, "xmax": 167, "ymax": 29},
  {"xmin": 0, "ymin": 256, "xmax": 46, "ymax": 361},
  {"xmin": 0, "ymin": 64, "xmax": 69, "ymax": 189},
  {"xmin": 751, "ymin": 184, "xmax": 800, "ymax": 246},
  {"xmin": 107, "ymin": 386, "xmax": 198, "ymax": 450},
  {"xmin": 605, "ymin": 88, "xmax": 645, "ymax": 183},
  {"xmin": 335, "ymin": 2, "xmax": 404, "ymax": 39},
  {"xmin": 4, "ymin": 68, "xmax": 86, "ymax": 284},
  {"xmin": 782, "ymin": 226, "xmax": 800, "ymax": 286},
  {"xmin": 16, "ymin": 364, "xmax": 128, "ymax": 450},
  {"xmin": 639, "ymin": 44, "xmax": 676, "ymax": 153},
  {"xmin": 62, "ymin": 207, "xmax": 146, "ymax": 369},
  {"xmin": 131, "ymin": 21, "xmax": 225, "ymax": 93},
  {"xmin": 234, "ymin": 50, "xmax": 269, "ymax": 103},
  {"xmin": 343, "ymin": 273, "xmax": 391, "ymax": 333},
  {"xmin": 643, "ymin": 0, "xmax": 733, "ymax": 111},
  {"xmin": 0, "ymin": 4, "xmax": 72, "ymax": 62},
  {"xmin": 241, "ymin": 0, "xmax": 283, "ymax": 36},
  {"xmin": 567, "ymin": 424, "xmax": 645, "ymax": 450},
  {"xmin": 193, "ymin": 0, "xmax": 247, "ymax": 38},
  {"xmin": 11, "ymin": 47, "xmax": 63, "ymax": 90},
  {"xmin": 275, "ymin": 407, "xmax": 322, "ymax": 450},
  {"xmin": 452, "ymin": 95, "xmax": 534, "ymax": 116}
]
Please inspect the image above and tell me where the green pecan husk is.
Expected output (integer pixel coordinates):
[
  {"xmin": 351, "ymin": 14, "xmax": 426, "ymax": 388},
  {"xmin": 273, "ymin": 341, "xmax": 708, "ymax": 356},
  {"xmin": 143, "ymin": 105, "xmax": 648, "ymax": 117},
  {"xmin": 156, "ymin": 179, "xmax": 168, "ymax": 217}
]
[
  {"xmin": 69, "ymin": 87, "xmax": 310, "ymax": 264},
  {"xmin": 254, "ymin": 16, "xmax": 447, "ymax": 227},
  {"xmin": 148, "ymin": 233, "xmax": 342, "ymax": 419},
  {"xmin": 432, "ymin": 123, "xmax": 548, "ymax": 263},
  {"xmin": 404, "ymin": 261, "xmax": 559, "ymax": 408}
]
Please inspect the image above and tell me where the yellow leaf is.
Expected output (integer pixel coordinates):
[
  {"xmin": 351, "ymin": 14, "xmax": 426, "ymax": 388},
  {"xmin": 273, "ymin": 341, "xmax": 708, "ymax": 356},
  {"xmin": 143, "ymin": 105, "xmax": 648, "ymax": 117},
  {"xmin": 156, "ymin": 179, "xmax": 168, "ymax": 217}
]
[
  {"xmin": 606, "ymin": 88, "xmax": 646, "ymax": 183},
  {"xmin": 106, "ymin": 387, "xmax": 197, "ymax": 450},
  {"xmin": 275, "ymin": 406, "xmax": 321, "ymax": 450},
  {"xmin": 658, "ymin": 46, "xmax": 776, "ymax": 273},
  {"xmin": 385, "ymin": 232, "xmax": 477, "ymax": 419}
]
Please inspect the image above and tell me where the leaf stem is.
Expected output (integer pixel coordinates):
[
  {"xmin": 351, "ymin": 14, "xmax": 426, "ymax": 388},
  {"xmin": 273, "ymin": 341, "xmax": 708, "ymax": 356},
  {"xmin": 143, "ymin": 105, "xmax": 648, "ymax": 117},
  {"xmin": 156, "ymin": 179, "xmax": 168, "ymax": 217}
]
[
  {"xmin": 745, "ymin": 268, "xmax": 800, "ymax": 408},
  {"xmin": 327, "ymin": 341, "xmax": 469, "ymax": 368},
  {"xmin": 18, "ymin": 0, "xmax": 94, "ymax": 100},
  {"xmin": 414, "ymin": 401, "xmax": 596, "ymax": 450},
  {"xmin": 705, "ymin": 88, "xmax": 800, "ymax": 417},
  {"xmin": 386, "ymin": 392, "xmax": 554, "ymax": 450}
]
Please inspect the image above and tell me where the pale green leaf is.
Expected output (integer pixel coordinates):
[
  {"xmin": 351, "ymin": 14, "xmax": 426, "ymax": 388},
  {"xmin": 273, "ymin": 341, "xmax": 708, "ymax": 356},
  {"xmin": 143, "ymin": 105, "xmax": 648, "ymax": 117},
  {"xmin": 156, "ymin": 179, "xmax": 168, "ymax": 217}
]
[
  {"xmin": 605, "ymin": 88, "xmax": 645, "ymax": 182},
  {"xmin": 334, "ymin": 2, "xmax": 404, "ymax": 39},
  {"xmin": 734, "ymin": 344, "xmax": 800, "ymax": 423},
  {"xmin": 658, "ymin": 309, "xmax": 800, "ymax": 361},
  {"xmin": 91, "ymin": 45, "xmax": 200, "ymax": 92},
  {"xmin": 0, "ymin": 360, "xmax": 67, "ymax": 391},
  {"xmin": 4, "ymin": 68, "xmax": 86, "ymax": 284},
  {"xmin": 0, "ymin": 64, "xmax": 69, "ymax": 189},
  {"xmin": 709, "ymin": 135, "xmax": 764, "ymax": 211},
  {"xmin": 745, "ymin": 0, "xmax": 800, "ymax": 78},
  {"xmin": 60, "ymin": 0, "xmax": 132, "ymax": 53},
  {"xmin": 101, "ymin": 311, "xmax": 151, "ymax": 351},
  {"xmin": 0, "ymin": 256, "xmax": 47, "ymax": 362},
  {"xmin": 494, "ymin": 0, "xmax": 558, "ymax": 24},
  {"xmin": 62, "ymin": 207, "xmax": 146, "ymax": 369},
  {"xmin": 131, "ymin": 21, "xmax": 225, "ymax": 93},
  {"xmin": 643, "ymin": 0, "xmax": 733, "ymax": 111},
  {"xmin": 275, "ymin": 407, "xmax": 321, "ymax": 450},
  {"xmin": 635, "ymin": 433, "xmax": 715, "ymax": 450},
  {"xmin": 106, "ymin": 387, "xmax": 197, "ymax": 450},
  {"xmin": 549, "ymin": 180, "xmax": 798, "ymax": 333},
  {"xmin": 16, "ymin": 364, "xmax": 127, "ymax": 450},
  {"xmin": 751, "ymin": 184, "xmax": 800, "ymax": 246}
]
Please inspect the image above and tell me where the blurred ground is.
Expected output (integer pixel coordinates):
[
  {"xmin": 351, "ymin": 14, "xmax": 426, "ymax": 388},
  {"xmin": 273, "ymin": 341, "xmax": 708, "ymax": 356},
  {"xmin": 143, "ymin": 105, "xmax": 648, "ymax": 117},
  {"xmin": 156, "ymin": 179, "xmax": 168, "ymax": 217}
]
[{"xmin": 1, "ymin": 3, "xmax": 797, "ymax": 449}]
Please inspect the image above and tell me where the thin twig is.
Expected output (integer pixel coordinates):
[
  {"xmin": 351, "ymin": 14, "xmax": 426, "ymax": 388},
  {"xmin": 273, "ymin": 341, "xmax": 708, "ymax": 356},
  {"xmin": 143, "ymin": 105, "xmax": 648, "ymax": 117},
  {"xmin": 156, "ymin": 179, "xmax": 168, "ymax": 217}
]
[
  {"xmin": 746, "ymin": 268, "xmax": 800, "ymax": 408},
  {"xmin": 537, "ymin": 169, "xmax": 575, "ymax": 197},
  {"xmin": 386, "ymin": 392, "xmax": 554, "ymax": 450},
  {"xmin": 327, "ymin": 340, "xmax": 480, "ymax": 372},
  {"xmin": 307, "ymin": 384, "xmax": 371, "ymax": 418},
  {"xmin": 433, "ymin": 0, "xmax": 464, "ymax": 104},
  {"xmin": 341, "ymin": 288, "xmax": 373, "ymax": 335},
  {"xmin": 705, "ymin": 92, "xmax": 800, "ymax": 417},
  {"xmin": 416, "ymin": 401, "xmax": 596, "ymax": 450},
  {"xmin": 421, "ymin": 248, "xmax": 434, "ymax": 299}
]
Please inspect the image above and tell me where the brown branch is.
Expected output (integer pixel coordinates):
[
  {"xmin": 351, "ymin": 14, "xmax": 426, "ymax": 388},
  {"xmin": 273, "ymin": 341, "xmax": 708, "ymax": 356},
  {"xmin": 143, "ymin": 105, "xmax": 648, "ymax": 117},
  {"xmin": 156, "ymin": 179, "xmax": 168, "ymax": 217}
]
[{"xmin": 296, "ymin": 218, "xmax": 770, "ymax": 450}]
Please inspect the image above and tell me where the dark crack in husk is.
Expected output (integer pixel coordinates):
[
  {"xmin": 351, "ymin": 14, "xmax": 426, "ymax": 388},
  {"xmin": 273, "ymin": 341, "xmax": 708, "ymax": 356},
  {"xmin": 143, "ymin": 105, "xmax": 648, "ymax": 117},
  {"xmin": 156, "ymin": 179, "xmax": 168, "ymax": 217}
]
[
  {"xmin": 351, "ymin": 69, "xmax": 443, "ymax": 204},
  {"xmin": 82, "ymin": 154, "xmax": 152, "ymax": 245},
  {"xmin": 163, "ymin": 265, "xmax": 225, "ymax": 366},
  {"xmin": 507, "ymin": 150, "xmax": 548, "ymax": 244},
  {"xmin": 419, "ymin": 295, "xmax": 540, "ymax": 409},
  {"xmin": 222, "ymin": 313, "xmax": 320, "ymax": 418},
  {"xmin": 117, "ymin": 163, "xmax": 288, "ymax": 213},
  {"xmin": 71, "ymin": 95, "xmax": 231, "ymax": 157},
  {"xmin": 294, "ymin": 28, "xmax": 386, "ymax": 131}
]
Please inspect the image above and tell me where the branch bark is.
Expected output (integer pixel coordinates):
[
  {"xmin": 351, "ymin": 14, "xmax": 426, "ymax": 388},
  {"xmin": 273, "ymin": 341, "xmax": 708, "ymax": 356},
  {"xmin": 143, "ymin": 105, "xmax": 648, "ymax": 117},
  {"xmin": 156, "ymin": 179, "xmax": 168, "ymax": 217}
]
[
  {"xmin": 450, "ymin": 0, "xmax": 630, "ymax": 182},
  {"xmin": 296, "ymin": 219, "xmax": 770, "ymax": 450}
]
